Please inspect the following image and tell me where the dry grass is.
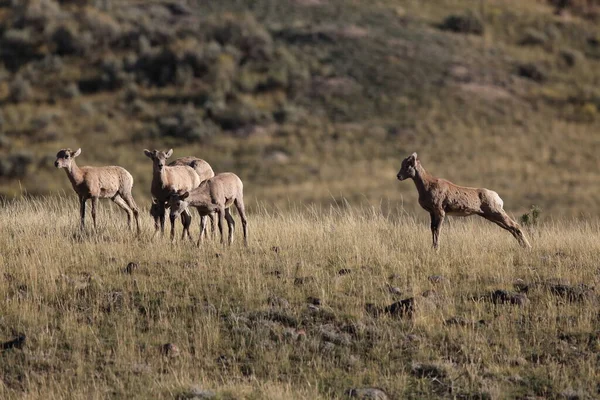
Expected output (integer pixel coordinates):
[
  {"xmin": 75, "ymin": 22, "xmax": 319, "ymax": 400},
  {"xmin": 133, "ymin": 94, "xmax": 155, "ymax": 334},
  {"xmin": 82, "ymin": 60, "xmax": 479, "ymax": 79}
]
[{"xmin": 0, "ymin": 197, "xmax": 599, "ymax": 399}]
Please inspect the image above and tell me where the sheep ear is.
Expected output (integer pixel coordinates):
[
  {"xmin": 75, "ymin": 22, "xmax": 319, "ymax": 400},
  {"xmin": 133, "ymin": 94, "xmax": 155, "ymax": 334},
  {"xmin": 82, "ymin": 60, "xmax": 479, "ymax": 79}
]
[
  {"xmin": 408, "ymin": 152, "xmax": 417, "ymax": 165},
  {"xmin": 165, "ymin": 149, "xmax": 173, "ymax": 158},
  {"xmin": 143, "ymin": 149, "xmax": 154, "ymax": 158},
  {"xmin": 181, "ymin": 192, "xmax": 189, "ymax": 200},
  {"xmin": 72, "ymin": 148, "xmax": 81, "ymax": 157}
]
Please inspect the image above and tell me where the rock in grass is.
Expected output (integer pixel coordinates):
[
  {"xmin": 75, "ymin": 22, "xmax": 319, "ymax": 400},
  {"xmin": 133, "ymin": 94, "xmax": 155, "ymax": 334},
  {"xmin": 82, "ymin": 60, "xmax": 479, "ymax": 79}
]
[
  {"xmin": 384, "ymin": 297, "xmax": 415, "ymax": 319},
  {"xmin": 307, "ymin": 296, "xmax": 322, "ymax": 306},
  {"xmin": 488, "ymin": 289, "xmax": 529, "ymax": 306},
  {"xmin": 559, "ymin": 48, "xmax": 583, "ymax": 67},
  {"xmin": 124, "ymin": 261, "xmax": 138, "ymax": 274},
  {"xmin": 516, "ymin": 63, "xmax": 546, "ymax": 82},
  {"xmin": 438, "ymin": 14, "xmax": 484, "ymax": 35},
  {"xmin": 386, "ymin": 284, "xmax": 402, "ymax": 296},
  {"xmin": 519, "ymin": 28, "xmax": 548, "ymax": 46},
  {"xmin": 294, "ymin": 276, "xmax": 315, "ymax": 285},
  {"xmin": 161, "ymin": 343, "xmax": 180, "ymax": 358},
  {"xmin": 411, "ymin": 362, "xmax": 447, "ymax": 379},
  {"xmin": 0, "ymin": 335, "xmax": 26, "ymax": 351},
  {"xmin": 346, "ymin": 387, "xmax": 389, "ymax": 399},
  {"xmin": 428, "ymin": 275, "xmax": 446, "ymax": 284},
  {"xmin": 177, "ymin": 386, "xmax": 216, "ymax": 399},
  {"xmin": 548, "ymin": 284, "xmax": 594, "ymax": 303},
  {"xmin": 267, "ymin": 295, "xmax": 290, "ymax": 309}
]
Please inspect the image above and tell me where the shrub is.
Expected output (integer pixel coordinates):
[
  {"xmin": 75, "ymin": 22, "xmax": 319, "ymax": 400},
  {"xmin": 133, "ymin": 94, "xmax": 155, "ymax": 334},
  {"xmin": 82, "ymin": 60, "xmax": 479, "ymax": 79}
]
[
  {"xmin": 51, "ymin": 25, "xmax": 86, "ymax": 55},
  {"xmin": 9, "ymin": 77, "xmax": 34, "ymax": 103},
  {"xmin": 80, "ymin": 7, "xmax": 122, "ymax": 45},
  {"xmin": 519, "ymin": 28, "xmax": 548, "ymax": 46},
  {"xmin": 20, "ymin": 0, "xmax": 63, "ymax": 29},
  {"xmin": 58, "ymin": 82, "xmax": 80, "ymax": 98},
  {"xmin": 208, "ymin": 100, "xmax": 272, "ymax": 131},
  {"xmin": 438, "ymin": 13, "xmax": 484, "ymax": 35},
  {"xmin": 516, "ymin": 63, "xmax": 546, "ymax": 82},
  {"xmin": 559, "ymin": 48, "xmax": 583, "ymax": 67},
  {"xmin": 205, "ymin": 13, "xmax": 274, "ymax": 61},
  {"xmin": 133, "ymin": 48, "xmax": 179, "ymax": 86},
  {"xmin": 520, "ymin": 205, "xmax": 542, "ymax": 227},
  {"xmin": 1, "ymin": 29, "xmax": 43, "ymax": 70},
  {"xmin": 0, "ymin": 152, "xmax": 34, "ymax": 179},
  {"xmin": 157, "ymin": 105, "xmax": 219, "ymax": 142}
]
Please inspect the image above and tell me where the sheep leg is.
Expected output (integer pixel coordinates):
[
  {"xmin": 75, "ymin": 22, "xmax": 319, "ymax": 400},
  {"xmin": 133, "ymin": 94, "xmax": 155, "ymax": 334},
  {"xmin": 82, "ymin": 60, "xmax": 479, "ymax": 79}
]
[
  {"xmin": 159, "ymin": 205, "xmax": 166, "ymax": 237},
  {"xmin": 181, "ymin": 209, "xmax": 192, "ymax": 241},
  {"xmin": 430, "ymin": 211, "xmax": 445, "ymax": 250},
  {"xmin": 121, "ymin": 192, "xmax": 141, "ymax": 235},
  {"xmin": 112, "ymin": 195, "xmax": 133, "ymax": 231},
  {"xmin": 79, "ymin": 196, "xmax": 86, "ymax": 230},
  {"xmin": 224, "ymin": 208, "xmax": 235, "ymax": 245},
  {"xmin": 208, "ymin": 212, "xmax": 216, "ymax": 239},
  {"xmin": 170, "ymin": 212, "xmax": 177, "ymax": 244},
  {"xmin": 91, "ymin": 197, "xmax": 98, "ymax": 231},
  {"xmin": 235, "ymin": 198, "xmax": 248, "ymax": 247},
  {"xmin": 198, "ymin": 214, "xmax": 207, "ymax": 246},
  {"xmin": 482, "ymin": 211, "xmax": 532, "ymax": 248},
  {"xmin": 217, "ymin": 207, "xmax": 225, "ymax": 245}
]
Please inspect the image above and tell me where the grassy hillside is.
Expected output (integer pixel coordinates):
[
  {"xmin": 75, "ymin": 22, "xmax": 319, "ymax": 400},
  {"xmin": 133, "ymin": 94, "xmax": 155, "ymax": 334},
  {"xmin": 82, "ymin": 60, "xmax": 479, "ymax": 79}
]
[
  {"xmin": 1, "ymin": 199, "xmax": 600, "ymax": 398},
  {"xmin": 0, "ymin": 0, "xmax": 599, "ymax": 218}
]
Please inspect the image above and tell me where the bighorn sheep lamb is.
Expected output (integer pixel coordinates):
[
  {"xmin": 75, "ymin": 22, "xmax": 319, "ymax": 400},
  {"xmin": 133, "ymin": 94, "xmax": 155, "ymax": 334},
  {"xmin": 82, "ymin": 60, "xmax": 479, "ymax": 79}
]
[
  {"xmin": 144, "ymin": 149, "xmax": 207, "ymax": 241},
  {"xmin": 167, "ymin": 172, "xmax": 248, "ymax": 246},
  {"xmin": 149, "ymin": 156, "xmax": 215, "ymax": 240},
  {"xmin": 54, "ymin": 148, "xmax": 140, "ymax": 233},
  {"xmin": 396, "ymin": 152, "xmax": 531, "ymax": 249}
]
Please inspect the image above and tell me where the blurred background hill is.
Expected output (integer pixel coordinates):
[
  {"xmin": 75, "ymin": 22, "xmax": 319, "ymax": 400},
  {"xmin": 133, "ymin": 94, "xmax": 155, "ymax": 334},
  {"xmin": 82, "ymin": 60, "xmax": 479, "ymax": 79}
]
[{"xmin": 0, "ymin": 0, "xmax": 598, "ymax": 217}]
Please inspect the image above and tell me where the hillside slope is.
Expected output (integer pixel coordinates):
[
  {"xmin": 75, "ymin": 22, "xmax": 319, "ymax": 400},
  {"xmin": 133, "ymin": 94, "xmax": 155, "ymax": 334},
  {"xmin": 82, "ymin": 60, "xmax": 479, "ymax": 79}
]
[{"xmin": 0, "ymin": 0, "xmax": 598, "ymax": 217}]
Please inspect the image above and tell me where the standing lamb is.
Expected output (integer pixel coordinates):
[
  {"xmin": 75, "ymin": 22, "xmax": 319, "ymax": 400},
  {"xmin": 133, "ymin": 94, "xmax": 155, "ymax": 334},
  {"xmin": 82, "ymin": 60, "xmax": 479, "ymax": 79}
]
[
  {"xmin": 144, "ymin": 149, "xmax": 203, "ymax": 241},
  {"xmin": 149, "ymin": 156, "xmax": 215, "ymax": 240},
  {"xmin": 396, "ymin": 152, "xmax": 531, "ymax": 249},
  {"xmin": 54, "ymin": 148, "xmax": 140, "ymax": 233},
  {"xmin": 166, "ymin": 172, "xmax": 248, "ymax": 246}
]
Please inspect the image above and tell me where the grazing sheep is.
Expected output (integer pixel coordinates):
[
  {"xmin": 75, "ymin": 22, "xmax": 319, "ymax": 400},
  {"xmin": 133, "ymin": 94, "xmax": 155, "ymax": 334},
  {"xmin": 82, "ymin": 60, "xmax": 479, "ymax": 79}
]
[
  {"xmin": 54, "ymin": 148, "xmax": 140, "ymax": 233},
  {"xmin": 144, "ymin": 149, "xmax": 202, "ymax": 241},
  {"xmin": 150, "ymin": 199, "xmax": 193, "ymax": 240},
  {"xmin": 149, "ymin": 156, "xmax": 215, "ymax": 240},
  {"xmin": 167, "ymin": 172, "xmax": 248, "ymax": 246},
  {"xmin": 396, "ymin": 152, "xmax": 531, "ymax": 249}
]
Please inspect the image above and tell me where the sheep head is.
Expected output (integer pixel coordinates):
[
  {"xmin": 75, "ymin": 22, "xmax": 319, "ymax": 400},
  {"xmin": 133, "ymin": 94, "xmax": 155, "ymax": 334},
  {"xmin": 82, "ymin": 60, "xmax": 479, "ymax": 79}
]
[
  {"xmin": 54, "ymin": 148, "xmax": 81, "ymax": 169},
  {"xmin": 397, "ymin": 152, "xmax": 418, "ymax": 181},
  {"xmin": 144, "ymin": 149, "xmax": 173, "ymax": 172}
]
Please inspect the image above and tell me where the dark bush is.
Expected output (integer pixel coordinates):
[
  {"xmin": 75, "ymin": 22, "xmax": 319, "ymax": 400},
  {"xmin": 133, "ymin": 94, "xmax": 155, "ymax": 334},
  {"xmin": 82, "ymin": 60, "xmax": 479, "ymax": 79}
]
[
  {"xmin": 208, "ymin": 101, "xmax": 272, "ymax": 131},
  {"xmin": 1, "ymin": 29, "xmax": 44, "ymax": 71},
  {"xmin": 439, "ymin": 14, "xmax": 484, "ymax": 35},
  {"xmin": 9, "ymin": 77, "xmax": 33, "ymax": 103},
  {"xmin": 0, "ymin": 152, "xmax": 33, "ymax": 179},
  {"xmin": 519, "ymin": 28, "xmax": 548, "ymax": 46},
  {"xmin": 57, "ymin": 82, "xmax": 80, "ymax": 99},
  {"xmin": 559, "ymin": 48, "xmax": 583, "ymax": 67},
  {"xmin": 133, "ymin": 48, "xmax": 179, "ymax": 86},
  {"xmin": 157, "ymin": 105, "xmax": 219, "ymax": 141},
  {"xmin": 205, "ymin": 14, "xmax": 273, "ymax": 62},
  {"xmin": 517, "ymin": 63, "xmax": 547, "ymax": 82},
  {"xmin": 52, "ymin": 25, "xmax": 86, "ymax": 55}
]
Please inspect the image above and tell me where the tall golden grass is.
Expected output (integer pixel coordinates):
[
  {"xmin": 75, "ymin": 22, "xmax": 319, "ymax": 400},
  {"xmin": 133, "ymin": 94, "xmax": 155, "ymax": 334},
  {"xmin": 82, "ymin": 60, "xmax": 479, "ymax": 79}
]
[{"xmin": 0, "ymin": 197, "xmax": 599, "ymax": 398}]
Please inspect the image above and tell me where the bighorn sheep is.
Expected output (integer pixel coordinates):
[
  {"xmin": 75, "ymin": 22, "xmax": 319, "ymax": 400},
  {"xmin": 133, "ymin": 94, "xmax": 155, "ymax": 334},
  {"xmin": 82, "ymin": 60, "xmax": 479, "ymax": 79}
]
[
  {"xmin": 167, "ymin": 172, "xmax": 248, "ymax": 246},
  {"xmin": 144, "ymin": 149, "xmax": 207, "ymax": 241},
  {"xmin": 396, "ymin": 152, "xmax": 531, "ymax": 249},
  {"xmin": 54, "ymin": 148, "xmax": 140, "ymax": 233},
  {"xmin": 148, "ymin": 156, "xmax": 215, "ymax": 240}
]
